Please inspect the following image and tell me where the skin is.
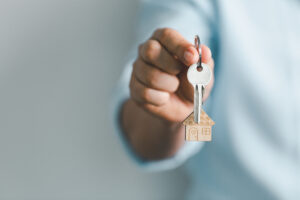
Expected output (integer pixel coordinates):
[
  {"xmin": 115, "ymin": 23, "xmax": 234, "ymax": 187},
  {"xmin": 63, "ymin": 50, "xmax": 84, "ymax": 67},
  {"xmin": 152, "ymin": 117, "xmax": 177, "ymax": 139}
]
[{"xmin": 121, "ymin": 28, "xmax": 214, "ymax": 161}]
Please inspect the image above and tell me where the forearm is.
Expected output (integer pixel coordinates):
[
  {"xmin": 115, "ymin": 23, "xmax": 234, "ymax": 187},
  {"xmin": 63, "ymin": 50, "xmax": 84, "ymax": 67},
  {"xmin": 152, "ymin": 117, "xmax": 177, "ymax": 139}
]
[{"xmin": 121, "ymin": 99, "xmax": 185, "ymax": 161}]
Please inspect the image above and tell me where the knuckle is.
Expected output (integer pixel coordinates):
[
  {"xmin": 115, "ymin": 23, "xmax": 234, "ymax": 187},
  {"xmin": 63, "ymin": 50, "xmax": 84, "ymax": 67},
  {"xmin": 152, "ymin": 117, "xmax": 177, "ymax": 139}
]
[
  {"xmin": 163, "ymin": 76, "xmax": 179, "ymax": 92},
  {"xmin": 148, "ymin": 71, "xmax": 158, "ymax": 87},
  {"xmin": 143, "ymin": 40, "xmax": 160, "ymax": 61},
  {"xmin": 145, "ymin": 68, "xmax": 160, "ymax": 87},
  {"xmin": 159, "ymin": 28, "xmax": 173, "ymax": 41},
  {"xmin": 141, "ymin": 88, "xmax": 151, "ymax": 102}
]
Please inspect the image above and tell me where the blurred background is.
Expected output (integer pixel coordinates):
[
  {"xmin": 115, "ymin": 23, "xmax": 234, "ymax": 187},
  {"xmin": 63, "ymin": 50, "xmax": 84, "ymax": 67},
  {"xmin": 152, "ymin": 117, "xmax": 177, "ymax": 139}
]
[{"xmin": 0, "ymin": 0, "xmax": 189, "ymax": 199}]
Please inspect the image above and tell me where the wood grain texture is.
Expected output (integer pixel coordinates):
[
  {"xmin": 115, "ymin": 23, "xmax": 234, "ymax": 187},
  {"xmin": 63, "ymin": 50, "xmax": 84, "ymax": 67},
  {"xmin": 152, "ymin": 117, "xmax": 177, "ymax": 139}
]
[{"xmin": 183, "ymin": 110, "xmax": 214, "ymax": 141}]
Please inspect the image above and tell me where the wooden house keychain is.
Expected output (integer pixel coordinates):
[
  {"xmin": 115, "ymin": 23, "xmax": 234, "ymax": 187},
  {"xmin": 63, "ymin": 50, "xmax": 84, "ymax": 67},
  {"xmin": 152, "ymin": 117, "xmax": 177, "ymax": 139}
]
[{"xmin": 183, "ymin": 35, "xmax": 215, "ymax": 141}]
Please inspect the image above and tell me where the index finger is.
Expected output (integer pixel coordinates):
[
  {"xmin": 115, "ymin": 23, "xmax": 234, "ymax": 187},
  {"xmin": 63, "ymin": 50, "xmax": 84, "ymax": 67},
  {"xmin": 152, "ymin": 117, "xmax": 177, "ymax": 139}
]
[{"xmin": 152, "ymin": 28, "xmax": 199, "ymax": 66}]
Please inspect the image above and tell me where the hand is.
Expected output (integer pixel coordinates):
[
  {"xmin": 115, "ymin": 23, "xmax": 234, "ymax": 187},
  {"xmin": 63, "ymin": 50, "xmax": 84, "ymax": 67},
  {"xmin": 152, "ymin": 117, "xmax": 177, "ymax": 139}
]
[{"xmin": 130, "ymin": 28, "xmax": 214, "ymax": 122}]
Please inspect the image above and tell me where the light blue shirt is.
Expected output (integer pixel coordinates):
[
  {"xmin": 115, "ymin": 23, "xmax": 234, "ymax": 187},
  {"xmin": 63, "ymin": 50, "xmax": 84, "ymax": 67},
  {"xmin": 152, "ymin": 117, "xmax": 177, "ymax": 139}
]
[{"xmin": 112, "ymin": 0, "xmax": 300, "ymax": 199}]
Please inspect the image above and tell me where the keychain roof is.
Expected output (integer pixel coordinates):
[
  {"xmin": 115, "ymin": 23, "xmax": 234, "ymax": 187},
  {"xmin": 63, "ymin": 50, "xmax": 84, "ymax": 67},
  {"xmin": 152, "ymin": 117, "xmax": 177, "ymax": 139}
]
[{"xmin": 183, "ymin": 110, "xmax": 215, "ymax": 126}]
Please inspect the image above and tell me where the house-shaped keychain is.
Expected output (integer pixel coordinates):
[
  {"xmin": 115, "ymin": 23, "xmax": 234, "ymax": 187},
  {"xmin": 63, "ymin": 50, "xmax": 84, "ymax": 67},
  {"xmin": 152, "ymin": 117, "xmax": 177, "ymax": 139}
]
[{"xmin": 183, "ymin": 110, "xmax": 215, "ymax": 141}]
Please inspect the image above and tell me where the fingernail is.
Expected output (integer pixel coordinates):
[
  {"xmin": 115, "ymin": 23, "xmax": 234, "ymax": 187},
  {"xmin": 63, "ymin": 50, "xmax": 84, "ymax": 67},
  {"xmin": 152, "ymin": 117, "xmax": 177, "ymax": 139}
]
[{"xmin": 184, "ymin": 50, "xmax": 194, "ymax": 63}]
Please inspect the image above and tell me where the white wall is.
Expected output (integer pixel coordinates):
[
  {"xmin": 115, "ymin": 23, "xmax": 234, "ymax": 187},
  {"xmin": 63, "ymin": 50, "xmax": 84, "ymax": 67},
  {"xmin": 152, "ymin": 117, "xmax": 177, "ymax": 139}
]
[{"xmin": 0, "ymin": 0, "xmax": 188, "ymax": 199}]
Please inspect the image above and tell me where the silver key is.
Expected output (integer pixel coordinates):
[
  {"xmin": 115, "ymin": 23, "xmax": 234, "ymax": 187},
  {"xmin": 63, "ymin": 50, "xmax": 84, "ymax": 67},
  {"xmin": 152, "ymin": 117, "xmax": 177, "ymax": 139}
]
[
  {"xmin": 187, "ymin": 63, "xmax": 212, "ymax": 123},
  {"xmin": 187, "ymin": 35, "xmax": 212, "ymax": 123}
]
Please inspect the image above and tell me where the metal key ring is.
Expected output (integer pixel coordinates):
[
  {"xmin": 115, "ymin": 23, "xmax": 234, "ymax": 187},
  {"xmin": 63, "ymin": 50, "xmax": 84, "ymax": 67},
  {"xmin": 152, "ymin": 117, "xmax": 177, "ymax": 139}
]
[{"xmin": 194, "ymin": 35, "xmax": 202, "ymax": 69}]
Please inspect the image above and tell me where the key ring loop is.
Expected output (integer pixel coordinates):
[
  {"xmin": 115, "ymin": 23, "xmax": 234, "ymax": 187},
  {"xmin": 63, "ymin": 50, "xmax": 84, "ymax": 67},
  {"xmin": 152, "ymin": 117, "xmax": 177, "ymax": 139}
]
[{"xmin": 194, "ymin": 35, "xmax": 202, "ymax": 70}]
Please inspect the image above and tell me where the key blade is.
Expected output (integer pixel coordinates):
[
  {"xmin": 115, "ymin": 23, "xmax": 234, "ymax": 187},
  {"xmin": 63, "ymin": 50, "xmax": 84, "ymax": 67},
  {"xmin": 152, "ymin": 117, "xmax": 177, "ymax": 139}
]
[{"xmin": 194, "ymin": 84, "xmax": 202, "ymax": 124}]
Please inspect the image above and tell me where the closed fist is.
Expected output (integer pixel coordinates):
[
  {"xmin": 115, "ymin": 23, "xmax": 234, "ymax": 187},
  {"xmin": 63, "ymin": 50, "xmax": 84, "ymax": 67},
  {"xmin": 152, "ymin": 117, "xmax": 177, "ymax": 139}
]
[{"xmin": 130, "ymin": 28, "xmax": 214, "ymax": 122}]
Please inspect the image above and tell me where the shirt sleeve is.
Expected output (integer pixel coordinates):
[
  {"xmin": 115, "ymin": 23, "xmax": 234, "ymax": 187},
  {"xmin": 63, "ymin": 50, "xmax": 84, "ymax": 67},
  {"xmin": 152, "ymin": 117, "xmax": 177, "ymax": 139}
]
[{"xmin": 111, "ymin": 0, "xmax": 218, "ymax": 171}]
